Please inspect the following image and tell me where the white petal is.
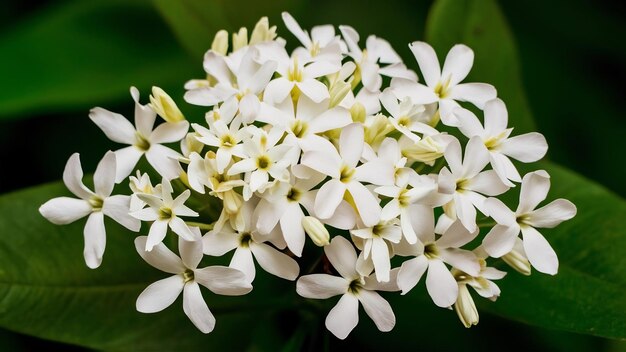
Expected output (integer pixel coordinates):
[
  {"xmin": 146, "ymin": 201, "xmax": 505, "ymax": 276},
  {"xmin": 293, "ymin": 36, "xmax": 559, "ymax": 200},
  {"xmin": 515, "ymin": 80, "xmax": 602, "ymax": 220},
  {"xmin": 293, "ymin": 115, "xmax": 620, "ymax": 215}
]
[
  {"xmin": 103, "ymin": 195, "xmax": 140, "ymax": 231},
  {"xmin": 371, "ymin": 239, "xmax": 391, "ymax": 282},
  {"xmin": 169, "ymin": 217, "xmax": 200, "ymax": 242},
  {"xmin": 305, "ymin": 60, "xmax": 341, "ymax": 78},
  {"xmin": 482, "ymin": 197, "xmax": 516, "ymax": 225},
  {"xmin": 308, "ymin": 106, "xmax": 352, "ymax": 134},
  {"xmin": 134, "ymin": 236, "xmax": 185, "ymax": 273},
  {"xmin": 449, "ymin": 83, "xmax": 497, "ymax": 109},
  {"xmin": 230, "ymin": 247, "xmax": 256, "ymax": 282},
  {"xmin": 346, "ymin": 181, "xmax": 381, "ymax": 227},
  {"xmin": 527, "ymin": 199, "xmax": 577, "ymax": 228},
  {"xmin": 517, "ymin": 170, "xmax": 550, "ymax": 214},
  {"xmin": 441, "ymin": 44, "xmax": 474, "ymax": 86},
  {"xmin": 454, "ymin": 193, "xmax": 477, "ymax": 233},
  {"xmin": 500, "ymin": 132, "xmax": 548, "ymax": 163},
  {"xmin": 463, "ymin": 136, "xmax": 490, "ymax": 179},
  {"xmin": 182, "ymin": 282, "xmax": 215, "ymax": 333},
  {"xmin": 93, "ymin": 151, "xmax": 117, "ymax": 196},
  {"xmin": 482, "ymin": 224, "xmax": 520, "ymax": 258},
  {"xmin": 324, "ymin": 201, "xmax": 357, "ymax": 230},
  {"xmin": 113, "ymin": 146, "xmax": 143, "ymax": 183},
  {"xmin": 150, "ymin": 121, "xmax": 189, "ymax": 144},
  {"xmin": 145, "ymin": 220, "xmax": 169, "ymax": 251},
  {"xmin": 301, "ymin": 150, "xmax": 341, "ymax": 178},
  {"xmin": 325, "ymin": 236, "xmax": 358, "ymax": 279},
  {"xmin": 145, "ymin": 145, "xmax": 182, "ymax": 180},
  {"xmin": 136, "ymin": 275, "xmax": 184, "ymax": 313},
  {"xmin": 62, "ymin": 153, "xmax": 94, "ymax": 200},
  {"xmin": 282, "ymin": 12, "xmax": 312, "ymax": 47},
  {"xmin": 483, "ymin": 98, "xmax": 508, "ymax": 136},
  {"xmin": 455, "ymin": 107, "xmax": 484, "ymax": 138},
  {"xmin": 355, "ymin": 159, "xmax": 394, "ymax": 186},
  {"xmin": 297, "ymin": 79, "xmax": 330, "ymax": 103},
  {"xmin": 296, "ymin": 274, "xmax": 348, "ymax": 299},
  {"xmin": 194, "ymin": 266, "xmax": 252, "ymax": 295},
  {"xmin": 443, "ymin": 137, "xmax": 463, "ymax": 177},
  {"xmin": 408, "ymin": 41, "xmax": 440, "ymax": 87},
  {"xmin": 202, "ymin": 228, "xmax": 239, "ymax": 256},
  {"xmin": 466, "ymin": 170, "xmax": 509, "ymax": 196},
  {"xmin": 263, "ymin": 78, "xmax": 294, "ymax": 104},
  {"xmin": 439, "ymin": 248, "xmax": 480, "ymax": 276},
  {"xmin": 339, "ymin": 123, "xmax": 364, "ymax": 167},
  {"xmin": 357, "ymin": 290, "xmax": 395, "ymax": 332},
  {"xmin": 426, "ymin": 259, "xmax": 458, "ymax": 307},
  {"xmin": 39, "ymin": 197, "xmax": 91, "ymax": 225},
  {"xmin": 436, "ymin": 219, "xmax": 477, "ymax": 248},
  {"xmin": 227, "ymin": 158, "xmax": 257, "ymax": 176},
  {"xmin": 83, "ymin": 212, "xmax": 106, "ymax": 269},
  {"xmin": 280, "ymin": 204, "xmax": 306, "ymax": 257},
  {"xmin": 314, "ymin": 179, "xmax": 346, "ymax": 220},
  {"xmin": 397, "ymin": 256, "xmax": 428, "ymax": 294},
  {"xmin": 325, "ymin": 294, "xmax": 359, "ymax": 340},
  {"xmin": 250, "ymin": 242, "xmax": 300, "ymax": 280},
  {"xmin": 239, "ymin": 93, "xmax": 261, "ymax": 123},
  {"xmin": 179, "ymin": 237, "xmax": 204, "ymax": 270},
  {"xmin": 89, "ymin": 107, "xmax": 136, "ymax": 144},
  {"xmin": 521, "ymin": 226, "xmax": 558, "ymax": 275}
]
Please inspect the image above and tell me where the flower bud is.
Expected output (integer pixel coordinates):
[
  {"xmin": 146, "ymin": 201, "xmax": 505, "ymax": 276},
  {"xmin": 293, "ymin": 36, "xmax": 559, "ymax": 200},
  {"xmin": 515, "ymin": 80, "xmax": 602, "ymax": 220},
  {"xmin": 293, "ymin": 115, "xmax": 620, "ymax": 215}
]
[
  {"xmin": 249, "ymin": 17, "xmax": 277, "ymax": 45},
  {"xmin": 364, "ymin": 114, "xmax": 393, "ymax": 147},
  {"xmin": 454, "ymin": 284, "xmax": 479, "ymax": 328},
  {"xmin": 223, "ymin": 190, "xmax": 243, "ymax": 215},
  {"xmin": 401, "ymin": 136, "xmax": 444, "ymax": 165},
  {"xmin": 211, "ymin": 30, "xmax": 229, "ymax": 55},
  {"xmin": 302, "ymin": 216, "xmax": 330, "ymax": 247},
  {"xmin": 502, "ymin": 249, "xmax": 532, "ymax": 276},
  {"xmin": 329, "ymin": 81, "xmax": 351, "ymax": 108},
  {"xmin": 349, "ymin": 102, "xmax": 366, "ymax": 123},
  {"xmin": 233, "ymin": 27, "xmax": 248, "ymax": 51},
  {"xmin": 149, "ymin": 87, "xmax": 185, "ymax": 123}
]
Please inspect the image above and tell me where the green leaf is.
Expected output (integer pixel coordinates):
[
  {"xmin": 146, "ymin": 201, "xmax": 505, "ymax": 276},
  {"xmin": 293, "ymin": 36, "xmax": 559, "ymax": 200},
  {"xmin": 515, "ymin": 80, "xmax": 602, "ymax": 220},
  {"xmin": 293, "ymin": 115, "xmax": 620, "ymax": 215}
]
[
  {"xmin": 0, "ymin": 182, "xmax": 292, "ymax": 350},
  {"xmin": 0, "ymin": 0, "xmax": 196, "ymax": 119},
  {"xmin": 479, "ymin": 161, "xmax": 626, "ymax": 340},
  {"xmin": 425, "ymin": 0, "xmax": 536, "ymax": 134}
]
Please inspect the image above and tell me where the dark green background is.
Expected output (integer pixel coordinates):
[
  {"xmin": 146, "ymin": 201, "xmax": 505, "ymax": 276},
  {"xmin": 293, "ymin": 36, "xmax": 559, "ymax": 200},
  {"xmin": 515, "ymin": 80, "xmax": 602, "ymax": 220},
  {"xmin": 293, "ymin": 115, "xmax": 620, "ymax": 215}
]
[{"xmin": 0, "ymin": 0, "xmax": 624, "ymax": 350}]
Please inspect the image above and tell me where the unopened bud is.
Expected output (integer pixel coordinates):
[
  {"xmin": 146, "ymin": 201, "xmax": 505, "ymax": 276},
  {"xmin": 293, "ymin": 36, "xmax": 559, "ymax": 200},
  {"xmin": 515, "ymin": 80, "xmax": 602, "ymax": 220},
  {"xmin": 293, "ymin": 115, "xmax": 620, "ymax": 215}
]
[
  {"xmin": 402, "ymin": 136, "xmax": 444, "ymax": 165},
  {"xmin": 302, "ymin": 216, "xmax": 330, "ymax": 247},
  {"xmin": 454, "ymin": 284, "xmax": 479, "ymax": 328},
  {"xmin": 502, "ymin": 249, "xmax": 532, "ymax": 276},
  {"xmin": 181, "ymin": 133, "xmax": 204, "ymax": 157},
  {"xmin": 329, "ymin": 81, "xmax": 351, "ymax": 108},
  {"xmin": 350, "ymin": 102, "xmax": 366, "ymax": 123},
  {"xmin": 211, "ymin": 30, "xmax": 229, "ymax": 55},
  {"xmin": 364, "ymin": 114, "xmax": 393, "ymax": 147},
  {"xmin": 149, "ymin": 87, "xmax": 185, "ymax": 123},
  {"xmin": 249, "ymin": 17, "xmax": 277, "ymax": 45},
  {"xmin": 223, "ymin": 190, "xmax": 243, "ymax": 215},
  {"xmin": 232, "ymin": 27, "xmax": 248, "ymax": 51}
]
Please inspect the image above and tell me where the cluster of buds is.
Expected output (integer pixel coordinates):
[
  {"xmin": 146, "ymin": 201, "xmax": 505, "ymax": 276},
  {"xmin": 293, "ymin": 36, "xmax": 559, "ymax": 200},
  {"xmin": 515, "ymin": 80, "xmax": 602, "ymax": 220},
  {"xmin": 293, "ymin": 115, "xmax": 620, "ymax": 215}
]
[{"xmin": 40, "ymin": 14, "xmax": 576, "ymax": 338}]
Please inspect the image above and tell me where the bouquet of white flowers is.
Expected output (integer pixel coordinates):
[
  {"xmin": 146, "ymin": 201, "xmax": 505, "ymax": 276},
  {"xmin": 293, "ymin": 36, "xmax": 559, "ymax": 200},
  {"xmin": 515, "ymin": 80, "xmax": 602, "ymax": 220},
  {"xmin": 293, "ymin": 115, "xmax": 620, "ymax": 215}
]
[{"xmin": 40, "ymin": 13, "xmax": 576, "ymax": 339}]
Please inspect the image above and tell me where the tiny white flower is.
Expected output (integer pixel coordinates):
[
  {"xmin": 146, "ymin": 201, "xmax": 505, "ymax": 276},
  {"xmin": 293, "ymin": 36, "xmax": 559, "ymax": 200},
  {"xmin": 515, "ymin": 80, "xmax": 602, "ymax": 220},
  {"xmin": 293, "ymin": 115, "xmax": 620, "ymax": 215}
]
[
  {"xmin": 296, "ymin": 236, "xmax": 399, "ymax": 339},
  {"xmin": 392, "ymin": 42, "xmax": 497, "ymax": 125},
  {"xmin": 351, "ymin": 220, "xmax": 402, "ymax": 282},
  {"xmin": 281, "ymin": 12, "xmax": 344, "ymax": 62},
  {"xmin": 135, "ymin": 235, "xmax": 252, "ymax": 334},
  {"xmin": 482, "ymin": 170, "xmax": 576, "ymax": 275},
  {"xmin": 89, "ymin": 87, "xmax": 188, "ymax": 182},
  {"xmin": 131, "ymin": 177, "xmax": 200, "ymax": 251},
  {"xmin": 455, "ymin": 99, "xmax": 548, "ymax": 186},
  {"xmin": 379, "ymin": 89, "xmax": 438, "ymax": 141},
  {"xmin": 39, "ymin": 151, "xmax": 140, "ymax": 268}
]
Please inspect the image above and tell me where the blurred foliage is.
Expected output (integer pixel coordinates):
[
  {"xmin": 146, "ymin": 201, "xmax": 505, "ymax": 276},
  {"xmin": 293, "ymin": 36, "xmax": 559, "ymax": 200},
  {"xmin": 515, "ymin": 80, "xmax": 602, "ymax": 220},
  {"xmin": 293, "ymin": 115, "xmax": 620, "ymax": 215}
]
[{"xmin": 0, "ymin": 0, "xmax": 624, "ymax": 351}]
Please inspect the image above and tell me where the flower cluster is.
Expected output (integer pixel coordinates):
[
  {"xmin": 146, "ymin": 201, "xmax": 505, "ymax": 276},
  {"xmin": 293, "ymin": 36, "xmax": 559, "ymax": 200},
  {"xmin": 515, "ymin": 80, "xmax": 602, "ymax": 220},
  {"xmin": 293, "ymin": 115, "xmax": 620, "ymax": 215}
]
[{"xmin": 39, "ymin": 14, "xmax": 576, "ymax": 338}]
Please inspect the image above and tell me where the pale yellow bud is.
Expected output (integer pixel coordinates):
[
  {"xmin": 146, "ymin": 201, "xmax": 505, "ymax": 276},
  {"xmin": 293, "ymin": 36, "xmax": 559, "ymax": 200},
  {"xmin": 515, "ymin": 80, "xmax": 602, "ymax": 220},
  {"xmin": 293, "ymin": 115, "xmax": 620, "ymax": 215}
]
[
  {"xmin": 149, "ymin": 87, "xmax": 185, "ymax": 123},
  {"xmin": 402, "ymin": 136, "xmax": 444, "ymax": 165},
  {"xmin": 302, "ymin": 216, "xmax": 330, "ymax": 247},
  {"xmin": 223, "ymin": 190, "xmax": 243, "ymax": 215},
  {"xmin": 249, "ymin": 17, "xmax": 277, "ymax": 45},
  {"xmin": 329, "ymin": 81, "xmax": 351, "ymax": 108},
  {"xmin": 454, "ymin": 284, "xmax": 479, "ymax": 328},
  {"xmin": 232, "ymin": 27, "xmax": 248, "ymax": 51},
  {"xmin": 364, "ymin": 114, "xmax": 393, "ymax": 147},
  {"xmin": 349, "ymin": 102, "xmax": 366, "ymax": 123},
  {"xmin": 211, "ymin": 30, "xmax": 229, "ymax": 55},
  {"xmin": 502, "ymin": 249, "xmax": 532, "ymax": 276},
  {"xmin": 181, "ymin": 133, "xmax": 204, "ymax": 158}
]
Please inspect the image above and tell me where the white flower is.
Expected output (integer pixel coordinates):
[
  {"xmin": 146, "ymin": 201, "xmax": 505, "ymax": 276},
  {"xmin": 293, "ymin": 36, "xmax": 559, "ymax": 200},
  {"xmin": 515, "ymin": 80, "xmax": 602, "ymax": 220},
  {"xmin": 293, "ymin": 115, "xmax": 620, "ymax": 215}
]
[
  {"xmin": 253, "ymin": 165, "xmax": 355, "ymax": 256},
  {"xmin": 302, "ymin": 123, "xmax": 395, "ymax": 227},
  {"xmin": 281, "ymin": 12, "xmax": 344, "ymax": 62},
  {"xmin": 128, "ymin": 171, "xmax": 160, "ymax": 212},
  {"xmin": 339, "ymin": 26, "xmax": 416, "ymax": 93},
  {"xmin": 184, "ymin": 48, "xmax": 277, "ymax": 123},
  {"xmin": 134, "ymin": 236, "xmax": 252, "ymax": 333},
  {"xmin": 89, "ymin": 87, "xmax": 188, "ymax": 182},
  {"xmin": 39, "ymin": 152, "xmax": 140, "ymax": 268},
  {"xmin": 392, "ymin": 42, "xmax": 497, "ymax": 125},
  {"xmin": 396, "ymin": 220, "xmax": 481, "ymax": 307},
  {"xmin": 192, "ymin": 98, "xmax": 247, "ymax": 173},
  {"xmin": 351, "ymin": 220, "xmax": 402, "ymax": 282},
  {"xmin": 131, "ymin": 177, "xmax": 200, "ymax": 251},
  {"xmin": 482, "ymin": 170, "xmax": 577, "ymax": 274},
  {"xmin": 296, "ymin": 236, "xmax": 398, "ymax": 339},
  {"xmin": 226, "ymin": 127, "xmax": 293, "ymax": 194},
  {"xmin": 379, "ymin": 89, "xmax": 438, "ymax": 142},
  {"xmin": 455, "ymin": 99, "xmax": 548, "ymax": 186},
  {"xmin": 438, "ymin": 136, "xmax": 509, "ymax": 232},
  {"xmin": 203, "ymin": 201, "xmax": 300, "ymax": 282}
]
